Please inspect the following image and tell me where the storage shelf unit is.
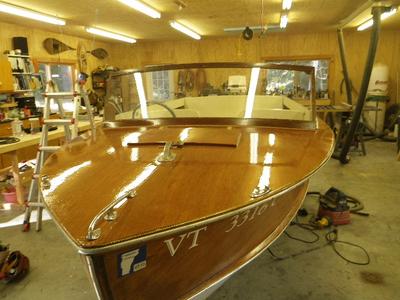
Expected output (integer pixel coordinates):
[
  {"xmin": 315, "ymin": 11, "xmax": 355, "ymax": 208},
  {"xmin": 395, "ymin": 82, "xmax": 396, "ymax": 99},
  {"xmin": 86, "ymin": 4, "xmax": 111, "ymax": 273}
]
[
  {"xmin": 91, "ymin": 70, "xmax": 109, "ymax": 95},
  {"xmin": 1, "ymin": 54, "xmax": 38, "ymax": 120},
  {"xmin": 7, "ymin": 54, "xmax": 35, "ymax": 92}
]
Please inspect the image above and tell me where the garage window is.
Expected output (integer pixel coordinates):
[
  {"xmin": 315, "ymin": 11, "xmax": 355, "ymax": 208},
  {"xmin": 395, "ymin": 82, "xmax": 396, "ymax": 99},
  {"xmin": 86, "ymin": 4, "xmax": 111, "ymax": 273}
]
[
  {"xmin": 265, "ymin": 59, "xmax": 330, "ymax": 99},
  {"xmin": 35, "ymin": 62, "xmax": 76, "ymax": 111}
]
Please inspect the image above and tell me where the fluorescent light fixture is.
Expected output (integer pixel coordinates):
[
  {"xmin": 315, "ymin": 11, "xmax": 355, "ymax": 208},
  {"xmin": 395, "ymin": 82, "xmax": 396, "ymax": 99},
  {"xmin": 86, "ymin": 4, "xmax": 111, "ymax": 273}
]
[
  {"xmin": 0, "ymin": 2, "xmax": 65, "ymax": 25},
  {"xmin": 280, "ymin": 14, "xmax": 288, "ymax": 28},
  {"xmin": 86, "ymin": 27, "xmax": 136, "ymax": 43},
  {"xmin": 357, "ymin": 7, "xmax": 397, "ymax": 31},
  {"xmin": 224, "ymin": 26, "xmax": 268, "ymax": 32},
  {"xmin": 170, "ymin": 21, "xmax": 201, "ymax": 40},
  {"xmin": 244, "ymin": 67, "xmax": 261, "ymax": 118},
  {"xmin": 357, "ymin": 19, "xmax": 373, "ymax": 31},
  {"xmin": 118, "ymin": 0, "xmax": 161, "ymax": 19},
  {"xmin": 282, "ymin": 0, "xmax": 292, "ymax": 10},
  {"xmin": 381, "ymin": 7, "xmax": 397, "ymax": 20},
  {"xmin": 134, "ymin": 72, "xmax": 149, "ymax": 119}
]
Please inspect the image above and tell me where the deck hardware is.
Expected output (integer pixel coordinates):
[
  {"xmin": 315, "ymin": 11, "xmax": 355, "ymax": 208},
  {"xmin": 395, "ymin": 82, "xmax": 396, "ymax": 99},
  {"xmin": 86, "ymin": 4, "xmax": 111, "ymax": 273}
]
[
  {"xmin": 41, "ymin": 175, "xmax": 51, "ymax": 190},
  {"xmin": 87, "ymin": 228, "xmax": 101, "ymax": 241},
  {"xmin": 157, "ymin": 141, "xmax": 176, "ymax": 162},
  {"xmin": 175, "ymin": 140, "xmax": 185, "ymax": 147},
  {"xmin": 104, "ymin": 210, "xmax": 117, "ymax": 221},
  {"xmin": 86, "ymin": 189, "xmax": 137, "ymax": 241},
  {"xmin": 251, "ymin": 186, "xmax": 271, "ymax": 199}
]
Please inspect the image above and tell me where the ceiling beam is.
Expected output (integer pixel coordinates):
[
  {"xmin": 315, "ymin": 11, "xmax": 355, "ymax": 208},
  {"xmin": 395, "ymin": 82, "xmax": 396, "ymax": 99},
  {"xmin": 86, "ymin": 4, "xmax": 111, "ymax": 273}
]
[{"xmin": 337, "ymin": 0, "xmax": 374, "ymax": 28}]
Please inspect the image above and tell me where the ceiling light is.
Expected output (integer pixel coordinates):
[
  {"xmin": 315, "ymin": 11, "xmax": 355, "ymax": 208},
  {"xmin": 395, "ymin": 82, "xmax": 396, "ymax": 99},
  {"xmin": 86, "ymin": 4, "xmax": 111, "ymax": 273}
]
[
  {"xmin": 357, "ymin": 7, "xmax": 397, "ymax": 31},
  {"xmin": 118, "ymin": 0, "xmax": 161, "ymax": 19},
  {"xmin": 86, "ymin": 27, "xmax": 136, "ymax": 43},
  {"xmin": 357, "ymin": 19, "xmax": 373, "ymax": 31},
  {"xmin": 381, "ymin": 7, "xmax": 397, "ymax": 20},
  {"xmin": 282, "ymin": 0, "xmax": 292, "ymax": 10},
  {"xmin": 0, "ymin": 2, "xmax": 65, "ymax": 25},
  {"xmin": 170, "ymin": 21, "xmax": 201, "ymax": 40},
  {"xmin": 280, "ymin": 14, "xmax": 288, "ymax": 28},
  {"xmin": 224, "ymin": 26, "xmax": 268, "ymax": 32}
]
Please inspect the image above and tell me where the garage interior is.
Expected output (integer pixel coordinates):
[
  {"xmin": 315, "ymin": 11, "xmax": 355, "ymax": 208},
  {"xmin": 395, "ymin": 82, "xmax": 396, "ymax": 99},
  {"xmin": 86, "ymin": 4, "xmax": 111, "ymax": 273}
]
[{"xmin": 0, "ymin": 0, "xmax": 399, "ymax": 299}]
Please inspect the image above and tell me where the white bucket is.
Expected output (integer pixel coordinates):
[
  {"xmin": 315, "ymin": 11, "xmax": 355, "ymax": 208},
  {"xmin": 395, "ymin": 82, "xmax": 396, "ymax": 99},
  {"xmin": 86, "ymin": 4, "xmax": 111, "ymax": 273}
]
[
  {"xmin": 368, "ymin": 63, "xmax": 389, "ymax": 96},
  {"xmin": 364, "ymin": 97, "xmax": 387, "ymax": 134}
]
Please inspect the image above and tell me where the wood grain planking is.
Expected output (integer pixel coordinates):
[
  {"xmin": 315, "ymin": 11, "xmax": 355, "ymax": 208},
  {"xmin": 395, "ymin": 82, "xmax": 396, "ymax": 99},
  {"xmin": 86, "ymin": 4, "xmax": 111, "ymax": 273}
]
[
  {"xmin": 41, "ymin": 120, "xmax": 333, "ymax": 249},
  {"xmin": 110, "ymin": 30, "xmax": 400, "ymax": 106}
]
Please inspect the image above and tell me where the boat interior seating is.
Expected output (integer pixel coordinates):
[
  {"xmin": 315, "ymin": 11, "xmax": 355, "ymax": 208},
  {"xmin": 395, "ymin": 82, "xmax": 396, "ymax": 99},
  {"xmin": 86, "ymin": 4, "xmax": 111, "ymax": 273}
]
[{"xmin": 115, "ymin": 95, "xmax": 311, "ymax": 121}]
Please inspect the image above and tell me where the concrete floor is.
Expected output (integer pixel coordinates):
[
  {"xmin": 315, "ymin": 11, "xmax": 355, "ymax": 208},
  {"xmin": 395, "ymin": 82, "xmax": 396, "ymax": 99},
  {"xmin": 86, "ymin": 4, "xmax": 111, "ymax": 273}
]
[{"xmin": 0, "ymin": 140, "xmax": 399, "ymax": 300}]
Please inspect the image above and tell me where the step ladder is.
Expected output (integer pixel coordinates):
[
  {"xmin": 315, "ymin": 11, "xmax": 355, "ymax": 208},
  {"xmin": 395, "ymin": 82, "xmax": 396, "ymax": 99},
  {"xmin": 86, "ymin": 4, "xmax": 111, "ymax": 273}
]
[{"xmin": 23, "ymin": 84, "xmax": 95, "ymax": 232}]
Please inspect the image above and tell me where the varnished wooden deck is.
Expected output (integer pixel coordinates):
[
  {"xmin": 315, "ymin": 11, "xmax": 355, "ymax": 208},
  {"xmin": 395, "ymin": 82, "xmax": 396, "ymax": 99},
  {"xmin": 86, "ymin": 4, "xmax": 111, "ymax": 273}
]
[{"xmin": 40, "ymin": 119, "xmax": 334, "ymax": 250}]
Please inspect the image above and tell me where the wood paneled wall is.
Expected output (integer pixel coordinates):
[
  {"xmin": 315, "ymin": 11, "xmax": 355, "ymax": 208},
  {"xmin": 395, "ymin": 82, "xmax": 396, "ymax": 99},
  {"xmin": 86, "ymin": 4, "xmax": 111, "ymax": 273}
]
[
  {"xmin": 0, "ymin": 21, "xmax": 113, "ymax": 83},
  {"xmin": 0, "ymin": 20, "xmax": 398, "ymax": 104},
  {"xmin": 110, "ymin": 30, "xmax": 400, "ymax": 104}
]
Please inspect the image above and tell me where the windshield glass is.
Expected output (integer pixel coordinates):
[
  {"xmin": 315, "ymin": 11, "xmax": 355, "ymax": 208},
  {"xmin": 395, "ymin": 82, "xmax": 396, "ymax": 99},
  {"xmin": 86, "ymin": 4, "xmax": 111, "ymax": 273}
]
[{"xmin": 104, "ymin": 63, "xmax": 316, "ymax": 125}]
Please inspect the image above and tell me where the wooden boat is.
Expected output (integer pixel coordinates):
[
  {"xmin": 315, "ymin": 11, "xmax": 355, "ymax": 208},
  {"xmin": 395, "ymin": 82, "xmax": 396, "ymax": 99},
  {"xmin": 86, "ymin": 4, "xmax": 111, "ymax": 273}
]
[{"xmin": 40, "ymin": 63, "xmax": 334, "ymax": 299}]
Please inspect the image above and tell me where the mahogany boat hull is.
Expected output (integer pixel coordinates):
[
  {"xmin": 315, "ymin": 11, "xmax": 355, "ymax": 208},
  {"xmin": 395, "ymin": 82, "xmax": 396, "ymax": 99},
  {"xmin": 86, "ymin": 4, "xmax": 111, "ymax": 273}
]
[{"xmin": 81, "ymin": 181, "xmax": 309, "ymax": 300}]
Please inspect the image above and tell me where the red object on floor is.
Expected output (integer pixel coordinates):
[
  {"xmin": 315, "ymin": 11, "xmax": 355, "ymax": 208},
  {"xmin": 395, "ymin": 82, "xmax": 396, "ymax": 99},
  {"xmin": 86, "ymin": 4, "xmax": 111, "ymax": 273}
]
[
  {"xmin": 318, "ymin": 206, "xmax": 351, "ymax": 225},
  {"xmin": 2, "ymin": 188, "xmax": 17, "ymax": 204}
]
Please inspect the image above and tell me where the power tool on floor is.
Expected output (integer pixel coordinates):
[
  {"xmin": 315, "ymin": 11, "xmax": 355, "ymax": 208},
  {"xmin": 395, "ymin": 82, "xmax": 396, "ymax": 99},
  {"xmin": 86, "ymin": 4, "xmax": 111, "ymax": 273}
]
[{"xmin": 317, "ymin": 187, "xmax": 351, "ymax": 225}]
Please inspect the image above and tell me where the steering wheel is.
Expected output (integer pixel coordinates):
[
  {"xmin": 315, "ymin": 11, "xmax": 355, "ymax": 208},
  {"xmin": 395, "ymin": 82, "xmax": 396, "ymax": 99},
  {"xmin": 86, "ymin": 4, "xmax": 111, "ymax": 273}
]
[{"xmin": 132, "ymin": 101, "xmax": 176, "ymax": 119}]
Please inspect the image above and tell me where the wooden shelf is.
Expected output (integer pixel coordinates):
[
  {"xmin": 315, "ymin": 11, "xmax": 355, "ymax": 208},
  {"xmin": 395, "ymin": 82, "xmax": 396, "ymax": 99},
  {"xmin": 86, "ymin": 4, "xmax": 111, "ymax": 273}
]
[
  {"xmin": 13, "ymin": 90, "xmax": 34, "ymax": 93},
  {"xmin": 7, "ymin": 54, "xmax": 30, "ymax": 58},
  {"xmin": 0, "ymin": 103, "xmax": 17, "ymax": 108},
  {"xmin": 7, "ymin": 56, "xmax": 35, "ymax": 91}
]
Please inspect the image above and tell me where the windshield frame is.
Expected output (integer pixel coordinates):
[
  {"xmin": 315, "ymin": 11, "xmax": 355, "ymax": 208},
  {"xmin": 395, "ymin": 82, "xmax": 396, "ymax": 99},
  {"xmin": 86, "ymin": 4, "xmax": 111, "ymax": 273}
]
[{"xmin": 108, "ymin": 62, "xmax": 317, "ymax": 129}]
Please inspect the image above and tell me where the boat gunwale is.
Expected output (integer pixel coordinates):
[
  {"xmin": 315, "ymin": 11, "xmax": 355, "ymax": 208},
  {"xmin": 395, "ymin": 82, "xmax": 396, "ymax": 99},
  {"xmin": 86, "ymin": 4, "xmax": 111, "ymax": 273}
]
[
  {"xmin": 43, "ymin": 173, "xmax": 311, "ymax": 254},
  {"xmin": 110, "ymin": 62, "xmax": 315, "ymax": 78}
]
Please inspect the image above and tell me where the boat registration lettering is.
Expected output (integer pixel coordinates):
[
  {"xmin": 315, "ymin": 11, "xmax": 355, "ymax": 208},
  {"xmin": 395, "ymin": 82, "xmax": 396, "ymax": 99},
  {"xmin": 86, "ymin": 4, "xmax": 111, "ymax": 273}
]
[
  {"xmin": 225, "ymin": 200, "xmax": 275, "ymax": 233},
  {"xmin": 164, "ymin": 226, "xmax": 207, "ymax": 257},
  {"xmin": 118, "ymin": 246, "xmax": 147, "ymax": 277}
]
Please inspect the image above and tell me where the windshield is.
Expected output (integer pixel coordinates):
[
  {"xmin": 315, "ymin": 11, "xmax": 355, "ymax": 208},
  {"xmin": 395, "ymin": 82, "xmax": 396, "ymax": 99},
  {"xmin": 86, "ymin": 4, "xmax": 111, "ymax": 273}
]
[{"xmin": 104, "ymin": 63, "xmax": 316, "ymax": 126}]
